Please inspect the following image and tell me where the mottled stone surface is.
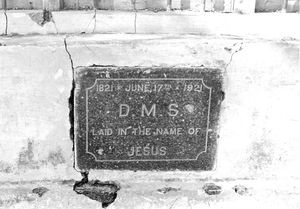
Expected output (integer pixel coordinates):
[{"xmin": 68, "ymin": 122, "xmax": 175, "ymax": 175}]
[{"xmin": 74, "ymin": 66, "xmax": 223, "ymax": 171}]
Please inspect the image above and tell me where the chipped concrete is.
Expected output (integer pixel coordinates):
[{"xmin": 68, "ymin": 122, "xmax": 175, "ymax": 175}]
[
  {"xmin": 28, "ymin": 10, "xmax": 54, "ymax": 27},
  {"xmin": 32, "ymin": 187, "xmax": 49, "ymax": 197},
  {"xmin": 202, "ymin": 183, "xmax": 222, "ymax": 195},
  {"xmin": 74, "ymin": 178, "xmax": 120, "ymax": 208},
  {"xmin": 0, "ymin": 179, "xmax": 299, "ymax": 208}
]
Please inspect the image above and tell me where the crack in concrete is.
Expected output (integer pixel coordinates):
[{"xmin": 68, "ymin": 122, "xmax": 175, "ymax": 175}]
[
  {"xmin": 63, "ymin": 36, "xmax": 77, "ymax": 174},
  {"xmin": 131, "ymin": 0, "xmax": 137, "ymax": 33},
  {"xmin": 224, "ymin": 42, "xmax": 244, "ymax": 71},
  {"xmin": 134, "ymin": 11, "xmax": 137, "ymax": 34},
  {"xmin": 93, "ymin": 8, "xmax": 97, "ymax": 33},
  {"xmin": 52, "ymin": 15, "xmax": 59, "ymax": 34},
  {"xmin": 3, "ymin": 8, "xmax": 8, "ymax": 35},
  {"xmin": 168, "ymin": 197, "xmax": 180, "ymax": 209},
  {"xmin": 82, "ymin": 9, "xmax": 97, "ymax": 34},
  {"xmin": 64, "ymin": 36, "xmax": 74, "ymax": 73}
]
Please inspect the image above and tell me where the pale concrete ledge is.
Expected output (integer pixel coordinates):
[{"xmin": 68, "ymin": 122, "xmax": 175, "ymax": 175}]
[
  {"xmin": 0, "ymin": 179, "xmax": 299, "ymax": 209},
  {"xmin": 0, "ymin": 10, "xmax": 299, "ymax": 39}
]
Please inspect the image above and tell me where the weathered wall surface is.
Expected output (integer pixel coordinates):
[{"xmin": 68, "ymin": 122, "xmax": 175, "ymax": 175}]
[
  {"xmin": 1, "ymin": 0, "xmax": 299, "ymax": 12},
  {"xmin": 2, "ymin": 0, "xmax": 299, "ymax": 13},
  {"xmin": 234, "ymin": 0, "xmax": 256, "ymax": 13},
  {"xmin": 3, "ymin": 0, "xmax": 60, "ymax": 10},
  {"xmin": 1, "ymin": 34, "xmax": 299, "ymax": 182},
  {"xmin": 63, "ymin": 0, "xmax": 94, "ymax": 9},
  {"xmin": 113, "ymin": 0, "xmax": 148, "ymax": 10},
  {"xmin": 256, "ymin": 0, "xmax": 284, "ymax": 12},
  {"xmin": 97, "ymin": 0, "xmax": 114, "ymax": 10},
  {"xmin": 255, "ymin": 0, "xmax": 300, "ymax": 12},
  {"xmin": 0, "ymin": 11, "xmax": 299, "ymax": 209}
]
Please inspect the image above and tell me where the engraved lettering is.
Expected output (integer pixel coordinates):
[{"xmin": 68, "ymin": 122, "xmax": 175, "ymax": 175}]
[
  {"xmin": 153, "ymin": 128, "xmax": 182, "ymax": 135},
  {"xmin": 168, "ymin": 103, "xmax": 179, "ymax": 116},
  {"xmin": 118, "ymin": 127, "xmax": 130, "ymax": 135},
  {"xmin": 127, "ymin": 147, "xmax": 135, "ymax": 156},
  {"xmin": 141, "ymin": 103, "xmax": 156, "ymax": 117},
  {"xmin": 143, "ymin": 144, "xmax": 150, "ymax": 156},
  {"xmin": 119, "ymin": 104, "xmax": 130, "ymax": 117},
  {"xmin": 188, "ymin": 128, "xmax": 202, "ymax": 135},
  {"xmin": 91, "ymin": 128, "xmax": 113, "ymax": 136},
  {"xmin": 127, "ymin": 146, "xmax": 167, "ymax": 156},
  {"xmin": 160, "ymin": 146, "xmax": 167, "ymax": 156},
  {"xmin": 136, "ymin": 146, "xmax": 142, "ymax": 156}
]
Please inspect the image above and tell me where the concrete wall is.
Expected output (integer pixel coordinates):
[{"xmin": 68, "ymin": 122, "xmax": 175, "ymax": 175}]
[
  {"xmin": 234, "ymin": 0, "xmax": 256, "ymax": 13},
  {"xmin": 255, "ymin": 0, "xmax": 284, "ymax": 12},
  {"xmin": 146, "ymin": 0, "xmax": 168, "ymax": 10},
  {"xmin": 181, "ymin": 0, "xmax": 191, "ymax": 9},
  {"xmin": 97, "ymin": 0, "xmax": 114, "ymax": 10},
  {"xmin": 6, "ymin": 0, "xmax": 43, "ymax": 9},
  {"xmin": 190, "ymin": 0, "xmax": 204, "ymax": 11},
  {"xmin": 0, "ymin": 12, "xmax": 299, "ymax": 182},
  {"xmin": 113, "ymin": 0, "xmax": 147, "ymax": 10},
  {"xmin": 255, "ymin": 0, "xmax": 299, "ymax": 12},
  {"xmin": 63, "ymin": 0, "xmax": 94, "ymax": 9},
  {"xmin": 3, "ymin": 0, "xmax": 297, "ymax": 12},
  {"xmin": 286, "ymin": 0, "xmax": 299, "ymax": 12},
  {"xmin": 214, "ymin": 0, "xmax": 225, "ymax": 11},
  {"xmin": 1, "ymin": 0, "xmax": 62, "ymax": 10},
  {"xmin": 0, "ymin": 11, "xmax": 299, "ymax": 209}
]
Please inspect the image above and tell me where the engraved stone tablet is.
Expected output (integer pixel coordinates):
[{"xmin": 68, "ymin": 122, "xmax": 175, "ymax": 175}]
[{"xmin": 74, "ymin": 67, "xmax": 223, "ymax": 171}]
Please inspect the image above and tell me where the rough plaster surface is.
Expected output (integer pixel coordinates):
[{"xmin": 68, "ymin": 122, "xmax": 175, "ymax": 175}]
[
  {"xmin": 0, "ymin": 33, "xmax": 299, "ymax": 181},
  {"xmin": 0, "ymin": 12, "xmax": 299, "ymax": 209}
]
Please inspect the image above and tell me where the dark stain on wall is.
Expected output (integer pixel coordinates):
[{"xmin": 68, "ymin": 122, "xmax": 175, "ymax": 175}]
[
  {"xmin": 248, "ymin": 138, "xmax": 273, "ymax": 172},
  {"xmin": 47, "ymin": 148, "xmax": 66, "ymax": 166},
  {"xmin": 17, "ymin": 139, "xmax": 39, "ymax": 169},
  {"xmin": 0, "ymin": 161, "xmax": 13, "ymax": 173}
]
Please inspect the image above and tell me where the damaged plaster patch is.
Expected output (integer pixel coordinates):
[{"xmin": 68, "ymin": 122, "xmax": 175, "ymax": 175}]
[
  {"xmin": 248, "ymin": 138, "xmax": 274, "ymax": 172},
  {"xmin": 16, "ymin": 140, "xmax": 66, "ymax": 168},
  {"xmin": 17, "ymin": 139, "xmax": 39, "ymax": 170},
  {"xmin": 47, "ymin": 148, "xmax": 66, "ymax": 166},
  {"xmin": 73, "ymin": 174, "xmax": 120, "ymax": 208},
  {"xmin": 0, "ymin": 161, "xmax": 13, "ymax": 173},
  {"xmin": 28, "ymin": 10, "xmax": 54, "ymax": 27},
  {"xmin": 157, "ymin": 187, "xmax": 181, "ymax": 194},
  {"xmin": 32, "ymin": 187, "xmax": 49, "ymax": 197},
  {"xmin": 233, "ymin": 185, "xmax": 249, "ymax": 195},
  {"xmin": 202, "ymin": 183, "xmax": 222, "ymax": 195}
]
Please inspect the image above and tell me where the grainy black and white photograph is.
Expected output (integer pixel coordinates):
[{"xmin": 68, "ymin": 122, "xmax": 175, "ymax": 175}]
[{"xmin": 0, "ymin": 0, "xmax": 299, "ymax": 208}]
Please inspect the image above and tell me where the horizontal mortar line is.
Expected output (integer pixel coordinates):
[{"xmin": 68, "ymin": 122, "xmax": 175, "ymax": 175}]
[{"xmin": 4, "ymin": 177, "xmax": 295, "ymax": 186}]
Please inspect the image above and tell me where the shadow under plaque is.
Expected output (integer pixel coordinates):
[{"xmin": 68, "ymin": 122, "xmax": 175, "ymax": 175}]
[{"xmin": 74, "ymin": 66, "xmax": 223, "ymax": 171}]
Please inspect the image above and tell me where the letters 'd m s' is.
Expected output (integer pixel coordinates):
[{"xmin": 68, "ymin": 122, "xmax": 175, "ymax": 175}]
[{"xmin": 119, "ymin": 103, "xmax": 179, "ymax": 117}]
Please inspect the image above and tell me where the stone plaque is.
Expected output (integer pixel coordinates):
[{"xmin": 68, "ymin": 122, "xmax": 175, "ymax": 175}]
[{"xmin": 74, "ymin": 67, "xmax": 223, "ymax": 171}]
